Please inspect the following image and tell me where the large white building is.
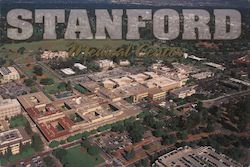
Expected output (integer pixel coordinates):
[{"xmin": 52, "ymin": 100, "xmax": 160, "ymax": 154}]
[
  {"xmin": 41, "ymin": 51, "xmax": 73, "ymax": 60},
  {"xmin": 74, "ymin": 63, "xmax": 87, "ymax": 70},
  {"xmin": 153, "ymin": 146, "xmax": 242, "ymax": 167},
  {"xmin": 0, "ymin": 67, "xmax": 20, "ymax": 83},
  {"xmin": 0, "ymin": 96, "xmax": 21, "ymax": 120},
  {"xmin": 191, "ymin": 71, "xmax": 214, "ymax": 80},
  {"xmin": 61, "ymin": 68, "xmax": 76, "ymax": 75},
  {"xmin": 170, "ymin": 86, "xmax": 196, "ymax": 99},
  {"xmin": 95, "ymin": 59, "xmax": 114, "ymax": 70}
]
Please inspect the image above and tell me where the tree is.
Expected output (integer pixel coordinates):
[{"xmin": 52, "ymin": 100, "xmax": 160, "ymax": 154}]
[
  {"xmin": 60, "ymin": 140, "xmax": 66, "ymax": 145},
  {"xmin": 142, "ymin": 144, "xmax": 150, "ymax": 150},
  {"xmin": 81, "ymin": 132, "xmax": 90, "ymax": 139},
  {"xmin": 24, "ymin": 122, "xmax": 33, "ymax": 135},
  {"xmin": 20, "ymin": 142, "xmax": 31, "ymax": 152},
  {"xmin": 87, "ymin": 63, "xmax": 100, "ymax": 72},
  {"xmin": 32, "ymin": 75, "xmax": 37, "ymax": 81},
  {"xmin": 53, "ymin": 148, "xmax": 67, "ymax": 159},
  {"xmin": 142, "ymin": 56, "xmax": 157, "ymax": 67},
  {"xmin": 185, "ymin": 111, "xmax": 202, "ymax": 129},
  {"xmin": 57, "ymin": 82, "xmax": 67, "ymax": 91},
  {"xmin": 24, "ymin": 78, "xmax": 34, "ymax": 87},
  {"xmin": 128, "ymin": 122, "xmax": 145, "ymax": 143},
  {"xmin": 4, "ymin": 147, "xmax": 12, "ymax": 160},
  {"xmin": 52, "ymin": 148, "xmax": 68, "ymax": 165},
  {"xmin": 162, "ymin": 134, "xmax": 177, "ymax": 145},
  {"xmin": 31, "ymin": 133, "xmax": 43, "ymax": 152},
  {"xmin": 43, "ymin": 156, "xmax": 56, "ymax": 167},
  {"xmin": 67, "ymin": 136, "xmax": 75, "ymax": 142},
  {"xmin": 17, "ymin": 47, "xmax": 26, "ymax": 55},
  {"xmin": 81, "ymin": 140, "xmax": 91, "ymax": 149},
  {"xmin": 0, "ymin": 57, "xmax": 6, "ymax": 67},
  {"xmin": 87, "ymin": 146, "xmax": 100, "ymax": 156},
  {"xmin": 111, "ymin": 122, "xmax": 125, "ymax": 133},
  {"xmin": 66, "ymin": 81, "xmax": 72, "ymax": 91},
  {"xmin": 33, "ymin": 65, "xmax": 43, "ymax": 76},
  {"xmin": 123, "ymin": 149, "xmax": 135, "ymax": 160},
  {"xmin": 30, "ymin": 87, "xmax": 38, "ymax": 93},
  {"xmin": 49, "ymin": 141, "xmax": 60, "ymax": 148},
  {"xmin": 206, "ymin": 121, "xmax": 214, "ymax": 132},
  {"xmin": 152, "ymin": 129, "xmax": 166, "ymax": 137},
  {"xmin": 97, "ymin": 124, "xmax": 111, "ymax": 132},
  {"xmin": 40, "ymin": 78, "xmax": 54, "ymax": 85},
  {"xmin": 177, "ymin": 131, "xmax": 188, "ymax": 140},
  {"xmin": 144, "ymin": 115, "xmax": 165, "ymax": 129},
  {"xmin": 248, "ymin": 64, "xmax": 250, "ymax": 79}
]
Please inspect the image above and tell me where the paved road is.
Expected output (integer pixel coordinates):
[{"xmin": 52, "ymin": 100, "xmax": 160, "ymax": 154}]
[{"xmin": 202, "ymin": 89, "xmax": 250, "ymax": 108}]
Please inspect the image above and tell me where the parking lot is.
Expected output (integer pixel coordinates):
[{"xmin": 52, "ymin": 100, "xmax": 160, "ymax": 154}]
[
  {"xmin": 93, "ymin": 132, "xmax": 133, "ymax": 152},
  {"xmin": 18, "ymin": 155, "xmax": 46, "ymax": 167},
  {"xmin": 0, "ymin": 81, "xmax": 30, "ymax": 98}
]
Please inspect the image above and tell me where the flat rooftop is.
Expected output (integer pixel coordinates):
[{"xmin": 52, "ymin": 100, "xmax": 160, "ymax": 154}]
[
  {"xmin": 88, "ymin": 68, "xmax": 130, "ymax": 82},
  {"xmin": 143, "ymin": 77, "xmax": 179, "ymax": 89},
  {"xmin": 26, "ymin": 103, "xmax": 62, "ymax": 119},
  {"xmin": 98, "ymin": 88, "xmax": 122, "ymax": 100},
  {"xmin": 148, "ymin": 87, "xmax": 165, "ymax": 95},
  {"xmin": 102, "ymin": 79, "xmax": 117, "ymax": 88},
  {"xmin": 80, "ymin": 81, "xmax": 100, "ymax": 93},
  {"xmin": 64, "ymin": 96, "xmax": 106, "ymax": 112},
  {"xmin": 61, "ymin": 68, "xmax": 75, "ymax": 75},
  {"xmin": 170, "ymin": 86, "xmax": 195, "ymax": 94},
  {"xmin": 0, "ymin": 67, "xmax": 19, "ymax": 76},
  {"xmin": 17, "ymin": 92, "xmax": 51, "ymax": 109},
  {"xmin": 128, "ymin": 73, "xmax": 149, "ymax": 83},
  {"xmin": 111, "ymin": 77, "xmax": 134, "ymax": 87},
  {"xmin": 0, "ymin": 128, "xmax": 30, "ymax": 148},
  {"xmin": 153, "ymin": 146, "xmax": 241, "ymax": 167},
  {"xmin": 114, "ymin": 83, "xmax": 148, "ymax": 97},
  {"xmin": 0, "ymin": 98, "xmax": 20, "ymax": 107},
  {"xmin": 39, "ymin": 116, "xmax": 74, "ymax": 141}
]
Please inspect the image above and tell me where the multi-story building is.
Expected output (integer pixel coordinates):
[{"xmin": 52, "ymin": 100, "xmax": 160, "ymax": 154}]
[
  {"xmin": 170, "ymin": 86, "xmax": 196, "ymax": 99},
  {"xmin": 74, "ymin": 63, "xmax": 87, "ymax": 71},
  {"xmin": 40, "ymin": 51, "xmax": 73, "ymax": 59},
  {"xmin": 18, "ymin": 92, "xmax": 141, "ymax": 141},
  {"xmin": 0, "ymin": 120, "xmax": 9, "ymax": 132},
  {"xmin": 119, "ymin": 60, "xmax": 130, "ymax": 66},
  {"xmin": 95, "ymin": 59, "xmax": 114, "ymax": 70},
  {"xmin": 191, "ymin": 71, "xmax": 214, "ymax": 80},
  {"xmin": 148, "ymin": 88, "xmax": 166, "ymax": 101},
  {"xmin": 153, "ymin": 146, "xmax": 242, "ymax": 167},
  {"xmin": 0, "ymin": 96, "xmax": 21, "ymax": 120},
  {"xmin": 143, "ymin": 76, "xmax": 182, "ymax": 92},
  {"xmin": 0, "ymin": 67, "xmax": 20, "ymax": 83},
  {"xmin": 0, "ymin": 128, "xmax": 31, "ymax": 155}
]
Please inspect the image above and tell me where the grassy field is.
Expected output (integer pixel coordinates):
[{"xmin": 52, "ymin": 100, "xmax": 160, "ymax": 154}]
[
  {"xmin": 0, "ymin": 39, "xmax": 149, "ymax": 65},
  {"xmin": 64, "ymin": 146, "xmax": 104, "ymax": 167},
  {"xmin": 20, "ymin": 63, "xmax": 62, "ymax": 94},
  {"xmin": 0, "ymin": 39, "xmax": 145, "ymax": 51},
  {"xmin": 10, "ymin": 115, "xmax": 28, "ymax": 128}
]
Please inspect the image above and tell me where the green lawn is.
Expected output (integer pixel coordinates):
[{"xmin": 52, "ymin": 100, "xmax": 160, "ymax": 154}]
[
  {"xmin": 0, "ymin": 39, "xmax": 145, "ymax": 51},
  {"xmin": 0, "ymin": 39, "xmax": 148, "ymax": 66},
  {"xmin": 65, "ymin": 146, "xmax": 104, "ymax": 167},
  {"xmin": 20, "ymin": 63, "xmax": 61, "ymax": 95},
  {"xmin": 44, "ymin": 83, "xmax": 60, "ymax": 94},
  {"xmin": 10, "ymin": 115, "xmax": 28, "ymax": 128}
]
